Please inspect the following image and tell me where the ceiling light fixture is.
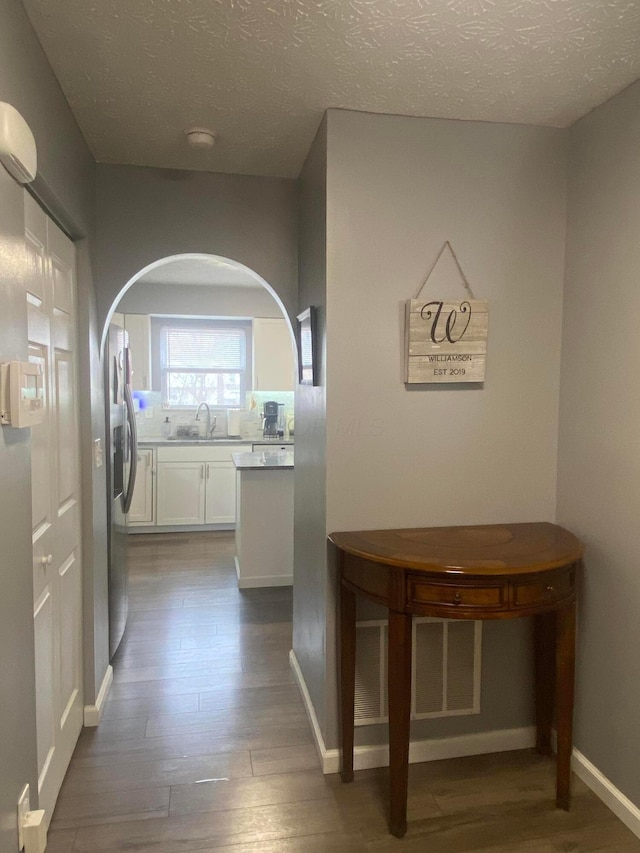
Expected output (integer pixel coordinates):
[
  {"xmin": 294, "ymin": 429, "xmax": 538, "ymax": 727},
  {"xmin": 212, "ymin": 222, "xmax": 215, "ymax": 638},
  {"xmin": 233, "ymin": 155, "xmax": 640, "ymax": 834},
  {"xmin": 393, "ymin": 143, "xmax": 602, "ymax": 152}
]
[{"xmin": 185, "ymin": 127, "xmax": 217, "ymax": 149}]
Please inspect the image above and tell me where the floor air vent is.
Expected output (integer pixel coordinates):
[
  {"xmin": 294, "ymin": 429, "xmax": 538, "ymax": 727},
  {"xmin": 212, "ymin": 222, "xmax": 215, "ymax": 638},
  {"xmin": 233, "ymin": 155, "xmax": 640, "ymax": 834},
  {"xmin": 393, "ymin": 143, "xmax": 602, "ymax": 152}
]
[{"xmin": 354, "ymin": 618, "xmax": 481, "ymax": 726}]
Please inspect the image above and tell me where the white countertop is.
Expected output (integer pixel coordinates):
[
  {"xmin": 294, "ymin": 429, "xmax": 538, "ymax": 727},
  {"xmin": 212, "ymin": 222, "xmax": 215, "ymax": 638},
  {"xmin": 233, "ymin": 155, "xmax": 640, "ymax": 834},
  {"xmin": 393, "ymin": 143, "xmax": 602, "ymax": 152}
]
[
  {"xmin": 232, "ymin": 450, "xmax": 294, "ymax": 470},
  {"xmin": 139, "ymin": 438, "xmax": 294, "ymax": 447},
  {"xmin": 139, "ymin": 437, "xmax": 252, "ymax": 446}
]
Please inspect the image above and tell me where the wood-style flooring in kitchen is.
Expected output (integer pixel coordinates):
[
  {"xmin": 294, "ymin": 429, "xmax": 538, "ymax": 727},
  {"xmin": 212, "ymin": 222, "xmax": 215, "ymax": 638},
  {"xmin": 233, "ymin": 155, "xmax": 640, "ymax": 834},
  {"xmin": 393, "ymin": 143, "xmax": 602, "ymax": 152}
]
[{"xmin": 48, "ymin": 532, "xmax": 640, "ymax": 852}]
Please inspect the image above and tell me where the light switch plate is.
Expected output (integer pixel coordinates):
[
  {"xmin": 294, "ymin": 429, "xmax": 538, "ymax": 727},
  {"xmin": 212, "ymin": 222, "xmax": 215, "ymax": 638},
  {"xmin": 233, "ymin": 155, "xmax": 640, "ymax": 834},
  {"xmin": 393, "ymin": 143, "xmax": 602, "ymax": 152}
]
[{"xmin": 93, "ymin": 438, "xmax": 103, "ymax": 468}]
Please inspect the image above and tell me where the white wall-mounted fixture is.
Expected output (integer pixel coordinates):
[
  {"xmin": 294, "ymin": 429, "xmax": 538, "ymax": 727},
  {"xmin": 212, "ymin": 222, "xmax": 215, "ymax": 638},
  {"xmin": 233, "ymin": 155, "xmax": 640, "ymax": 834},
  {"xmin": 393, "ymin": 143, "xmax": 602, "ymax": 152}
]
[
  {"xmin": 0, "ymin": 361, "xmax": 45, "ymax": 427},
  {"xmin": 0, "ymin": 103, "xmax": 37, "ymax": 183},
  {"xmin": 185, "ymin": 126, "xmax": 216, "ymax": 149}
]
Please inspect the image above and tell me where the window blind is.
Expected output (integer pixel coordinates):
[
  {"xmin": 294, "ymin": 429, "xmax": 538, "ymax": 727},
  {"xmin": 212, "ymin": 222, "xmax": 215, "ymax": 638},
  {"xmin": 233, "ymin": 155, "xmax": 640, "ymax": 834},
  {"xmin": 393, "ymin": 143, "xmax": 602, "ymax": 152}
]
[{"xmin": 161, "ymin": 326, "xmax": 246, "ymax": 371}]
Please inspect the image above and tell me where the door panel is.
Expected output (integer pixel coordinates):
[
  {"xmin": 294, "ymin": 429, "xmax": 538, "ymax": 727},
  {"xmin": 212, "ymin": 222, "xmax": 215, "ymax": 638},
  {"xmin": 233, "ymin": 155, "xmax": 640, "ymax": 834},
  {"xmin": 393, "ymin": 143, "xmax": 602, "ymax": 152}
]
[
  {"xmin": 205, "ymin": 463, "xmax": 236, "ymax": 524},
  {"xmin": 54, "ymin": 351, "xmax": 76, "ymax": 506},
  {"xmin": 28, "ymin": 344, "xmax": 52, "ymax": 536},
  {"xmin": 157, "ymin": 462, "xmax": 205, "ymax": 525},
  {"xmin": 58, "ymin": 552, "xmax": 81, "ymax": 719},
  {"xmin": 33, "ymin": 588, "xmax": 55, "ymax": 787}
]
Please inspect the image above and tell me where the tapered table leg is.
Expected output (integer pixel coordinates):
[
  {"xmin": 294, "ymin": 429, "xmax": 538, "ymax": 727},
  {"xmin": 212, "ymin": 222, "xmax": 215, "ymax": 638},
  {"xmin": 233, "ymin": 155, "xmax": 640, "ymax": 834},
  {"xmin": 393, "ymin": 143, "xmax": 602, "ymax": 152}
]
[
  {"xmin": 340, "ymin": 581, "xmax": 356, "ymax": 783},
  {"xmin": 555, "ymin": 601, "xmax": 576, "ymax": 810},
  {"xmin": 534, "ymin": 611, "xmax": 556, "ymax": 755},
  {"xmin": 388, "ymin": 609, "xmax": 413, "ymax": 838}
]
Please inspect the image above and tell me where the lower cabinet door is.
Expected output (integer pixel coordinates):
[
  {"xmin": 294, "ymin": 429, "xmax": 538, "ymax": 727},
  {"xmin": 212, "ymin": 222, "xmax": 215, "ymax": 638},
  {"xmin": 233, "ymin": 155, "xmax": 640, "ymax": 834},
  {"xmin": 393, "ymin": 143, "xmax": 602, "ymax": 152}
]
[
  {"xmin": 205, "ymin": 463, "xmax": 236, "ymax": 524},
  {"xmin": 157, "ymin": 462, "xmax": 205, "ymax": 525},
  {"xmin": 127, "ymin": 448, "xmax": 155, "ymax": 525}
]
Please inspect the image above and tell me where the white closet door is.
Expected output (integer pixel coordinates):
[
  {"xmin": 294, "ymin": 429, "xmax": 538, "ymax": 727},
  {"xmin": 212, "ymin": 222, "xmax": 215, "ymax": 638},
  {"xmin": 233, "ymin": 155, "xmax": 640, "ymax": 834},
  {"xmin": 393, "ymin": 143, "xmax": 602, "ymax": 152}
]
[{"xmin": 25, "ymin": 191, "xmax": 83, "ymax": 827}]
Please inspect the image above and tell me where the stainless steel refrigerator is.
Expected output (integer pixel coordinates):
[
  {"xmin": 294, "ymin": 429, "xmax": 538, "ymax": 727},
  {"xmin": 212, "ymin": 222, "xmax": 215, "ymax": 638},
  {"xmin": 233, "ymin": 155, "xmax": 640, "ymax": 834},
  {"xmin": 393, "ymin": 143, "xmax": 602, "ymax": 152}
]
[{"xmin": 106, "ymin": 324, "xmax": 138, "ymax": 659}]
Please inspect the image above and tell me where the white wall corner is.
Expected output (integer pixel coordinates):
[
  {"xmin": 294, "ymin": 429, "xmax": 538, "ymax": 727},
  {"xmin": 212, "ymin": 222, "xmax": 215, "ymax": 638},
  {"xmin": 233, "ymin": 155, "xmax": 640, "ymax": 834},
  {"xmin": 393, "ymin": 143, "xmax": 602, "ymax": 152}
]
[
  {"xmin": 83, "ymin": 664, "xmax": 113, "ymax": 727},
  {"xmin": 289, "ymin": 648, "xmax": 535, "ymax": 775},
  {"xmin": 572, "ymin": 748, "xmax": 640, "ymax": 840}
]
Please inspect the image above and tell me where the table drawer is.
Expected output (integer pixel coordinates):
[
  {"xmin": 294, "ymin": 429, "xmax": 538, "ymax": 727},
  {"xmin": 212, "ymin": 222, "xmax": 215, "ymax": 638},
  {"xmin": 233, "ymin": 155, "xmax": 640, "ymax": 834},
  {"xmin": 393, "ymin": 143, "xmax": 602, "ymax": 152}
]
[
  {"xmin": 407, "ymin": 578, "xmax": 505, "ymax": 610},
  {"xmin": 512, "ymin": 570, "xmax": 574, "ymax": 608}
]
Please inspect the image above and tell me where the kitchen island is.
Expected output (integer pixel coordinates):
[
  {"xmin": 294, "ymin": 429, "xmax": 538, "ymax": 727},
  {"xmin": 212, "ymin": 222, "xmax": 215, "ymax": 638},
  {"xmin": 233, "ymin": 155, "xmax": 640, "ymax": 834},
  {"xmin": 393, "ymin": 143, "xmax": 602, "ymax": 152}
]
[{"xmin": 232, "ymin": 450, "xmax": 294, "ymax": 588}]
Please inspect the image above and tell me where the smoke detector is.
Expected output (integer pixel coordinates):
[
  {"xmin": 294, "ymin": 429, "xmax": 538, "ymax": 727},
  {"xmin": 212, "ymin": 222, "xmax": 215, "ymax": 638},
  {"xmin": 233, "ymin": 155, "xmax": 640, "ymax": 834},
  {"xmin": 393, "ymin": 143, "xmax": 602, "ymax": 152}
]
[{"xmin": 185, "ymin": 127, "xmax": 216, "ymax": 149}]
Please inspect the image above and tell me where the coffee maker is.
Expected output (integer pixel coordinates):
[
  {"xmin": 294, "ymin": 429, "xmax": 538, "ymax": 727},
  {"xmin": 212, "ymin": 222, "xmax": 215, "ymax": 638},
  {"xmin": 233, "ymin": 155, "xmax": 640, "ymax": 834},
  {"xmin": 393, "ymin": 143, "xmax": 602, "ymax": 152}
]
[{"xmin": 262, "ymin": 400, "xmax": 279, "ymax": 439}]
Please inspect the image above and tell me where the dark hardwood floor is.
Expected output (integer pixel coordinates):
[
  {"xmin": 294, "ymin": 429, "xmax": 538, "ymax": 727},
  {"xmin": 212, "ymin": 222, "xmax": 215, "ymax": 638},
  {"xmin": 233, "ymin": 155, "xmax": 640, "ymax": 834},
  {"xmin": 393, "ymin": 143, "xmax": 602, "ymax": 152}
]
[{"xmin": 47, "ymin": 532, "xmax": 640, "ymax": 852}]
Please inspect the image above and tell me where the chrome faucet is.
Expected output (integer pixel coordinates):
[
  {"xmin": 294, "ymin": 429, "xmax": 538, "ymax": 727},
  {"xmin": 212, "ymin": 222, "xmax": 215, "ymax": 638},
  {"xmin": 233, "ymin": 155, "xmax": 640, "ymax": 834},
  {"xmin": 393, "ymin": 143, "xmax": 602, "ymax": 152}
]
[{"xmin": 195, "ymin": 402, "xmax": 216, "ymax": 437}]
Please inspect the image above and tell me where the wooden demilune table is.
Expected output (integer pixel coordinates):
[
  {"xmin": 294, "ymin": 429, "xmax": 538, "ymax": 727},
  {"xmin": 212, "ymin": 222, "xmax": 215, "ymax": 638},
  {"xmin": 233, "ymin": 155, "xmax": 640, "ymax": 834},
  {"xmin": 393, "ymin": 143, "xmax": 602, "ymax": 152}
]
[{"xmin": 330, "ymin": 522, "xmax": 583, "ymax": 838}]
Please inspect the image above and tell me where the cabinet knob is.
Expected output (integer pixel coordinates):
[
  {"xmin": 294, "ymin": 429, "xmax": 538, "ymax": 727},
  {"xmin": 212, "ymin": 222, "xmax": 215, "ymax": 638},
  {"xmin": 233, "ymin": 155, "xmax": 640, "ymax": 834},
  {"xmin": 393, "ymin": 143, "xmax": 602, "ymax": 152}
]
[
  {"xmin": 546, "ymin": 585, "xmax": 555, "ymax": 594},
  {"xmin": 40, "ymin": 554, "xmax": 53, "ymax": 566}
]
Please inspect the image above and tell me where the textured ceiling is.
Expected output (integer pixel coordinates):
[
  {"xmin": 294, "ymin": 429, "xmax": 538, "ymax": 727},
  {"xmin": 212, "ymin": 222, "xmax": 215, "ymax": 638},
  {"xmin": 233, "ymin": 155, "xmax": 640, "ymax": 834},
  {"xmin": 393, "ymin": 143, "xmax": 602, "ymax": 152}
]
[
  {"xmin": 21, "ymin": 0, "xmax": 640, "ymax": 178},
  {"xmin": 138, "ymin": 256, "xmax": 263, "ymax": 288}
]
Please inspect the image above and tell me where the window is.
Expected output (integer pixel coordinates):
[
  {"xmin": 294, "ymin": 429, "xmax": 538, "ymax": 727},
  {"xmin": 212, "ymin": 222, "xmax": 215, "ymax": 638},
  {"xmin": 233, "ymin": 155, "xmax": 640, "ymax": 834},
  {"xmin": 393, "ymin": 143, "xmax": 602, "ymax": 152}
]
[{"xmin": 152, "ymin": 318, "xmax": 251, "ymax": 408}]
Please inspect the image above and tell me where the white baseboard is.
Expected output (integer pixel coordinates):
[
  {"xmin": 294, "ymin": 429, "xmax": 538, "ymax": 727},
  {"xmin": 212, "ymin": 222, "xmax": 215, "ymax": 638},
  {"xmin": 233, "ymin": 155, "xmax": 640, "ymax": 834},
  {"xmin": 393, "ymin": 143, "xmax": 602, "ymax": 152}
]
[
  {"xmin": 289, "ymin": 649, "xmax": 535, "ymax": 775},
  {"xmin": 238, "ymin": 575, "xmax": 293, "ymax": 589},
  {"xmin": 289, "ymin": 650, "xmax": 329, "ymax": 770},
  {"xmin": 235, "ymin": 558, "xmax": 292, "ymax": 589},
  {"xmin": 83, "ymin": 665, "xmax": 113, "ymax": 727},
  {"xmin": 572, "ymin": 748, "xmax": 640, "ymax": 840}
]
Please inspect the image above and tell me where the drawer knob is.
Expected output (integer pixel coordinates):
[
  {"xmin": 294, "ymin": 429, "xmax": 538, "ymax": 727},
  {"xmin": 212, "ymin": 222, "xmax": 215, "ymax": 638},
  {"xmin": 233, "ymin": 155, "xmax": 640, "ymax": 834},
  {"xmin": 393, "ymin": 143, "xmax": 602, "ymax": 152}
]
[
  {"xmin": 546, "ymin": 585, "xmax": 555, "ymax": 594},
  {"xmin": 453, "ymin": 592, "xmax": 462, "ymax": 604}
]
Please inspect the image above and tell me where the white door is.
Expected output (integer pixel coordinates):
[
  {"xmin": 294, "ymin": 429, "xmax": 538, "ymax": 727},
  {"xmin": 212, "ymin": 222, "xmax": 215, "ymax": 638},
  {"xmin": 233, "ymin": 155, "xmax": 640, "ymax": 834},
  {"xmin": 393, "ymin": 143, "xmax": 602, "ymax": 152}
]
[
  {"xmin": 24, "ymin": 192, "xmax": 83, "ymax": 826},
  {"xmin": 156, "ymin": 462, "xmax": 205, "ymax": 525},
  {"xmin": 205, "ymin": 462, "xmax": 236, "ymax": 524}
]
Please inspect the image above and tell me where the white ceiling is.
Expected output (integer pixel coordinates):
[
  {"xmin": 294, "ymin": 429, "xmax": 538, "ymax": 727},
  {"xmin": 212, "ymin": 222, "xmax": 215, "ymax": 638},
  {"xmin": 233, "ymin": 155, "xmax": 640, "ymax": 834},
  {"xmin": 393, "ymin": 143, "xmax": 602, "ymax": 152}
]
[
  {"xmin": 22, "ymin": 0, "xmax": 640, "ymax": 178},
  {"xmin": 137, "ymin": 256, "xmax": 264, "ymax": 288}
]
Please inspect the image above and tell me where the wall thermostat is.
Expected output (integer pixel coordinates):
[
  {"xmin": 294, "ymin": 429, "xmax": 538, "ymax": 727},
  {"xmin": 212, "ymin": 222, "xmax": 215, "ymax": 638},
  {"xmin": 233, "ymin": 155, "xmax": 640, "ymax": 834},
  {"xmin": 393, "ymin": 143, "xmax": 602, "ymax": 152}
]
[{"xmin": 0, "ymin": 361, "xmax": 45, "ymax": 427}]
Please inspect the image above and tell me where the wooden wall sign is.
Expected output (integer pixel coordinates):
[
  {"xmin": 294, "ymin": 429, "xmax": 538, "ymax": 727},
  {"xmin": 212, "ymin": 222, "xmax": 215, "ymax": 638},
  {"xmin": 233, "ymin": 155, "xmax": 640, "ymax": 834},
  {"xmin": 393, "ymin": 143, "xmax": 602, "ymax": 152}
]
[{"xmin": 405, "ymin": 299, "xmax": 489, "ymax": 384}]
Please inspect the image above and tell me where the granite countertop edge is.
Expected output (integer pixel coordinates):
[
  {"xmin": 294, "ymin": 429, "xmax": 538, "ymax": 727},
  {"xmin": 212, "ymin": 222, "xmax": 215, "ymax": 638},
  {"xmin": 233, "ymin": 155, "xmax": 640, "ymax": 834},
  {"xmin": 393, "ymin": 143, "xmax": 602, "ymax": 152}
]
[
  {"xmin": 138, "ymin": 438, "xmax": 294, "ymax": 447},
  {"xmin": 232, "ymin": 450, "xmax": 294, "ymax": 470}
]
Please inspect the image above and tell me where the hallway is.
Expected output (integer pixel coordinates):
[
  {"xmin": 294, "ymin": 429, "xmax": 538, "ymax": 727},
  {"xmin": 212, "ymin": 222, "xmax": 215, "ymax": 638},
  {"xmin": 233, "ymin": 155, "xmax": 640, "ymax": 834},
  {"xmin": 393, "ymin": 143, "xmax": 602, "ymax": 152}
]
[{"xmin": 46, "ymin": 533, "xmax": 640, "ymax": 852}]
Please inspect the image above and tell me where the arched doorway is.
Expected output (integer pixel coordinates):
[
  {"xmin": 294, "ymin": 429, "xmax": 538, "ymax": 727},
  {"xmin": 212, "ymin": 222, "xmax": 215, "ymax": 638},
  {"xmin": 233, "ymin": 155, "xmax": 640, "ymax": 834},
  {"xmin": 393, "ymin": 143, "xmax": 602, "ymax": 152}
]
[{"xmin": 104, "ymin": 252, "xmax": 297, "ymax": 657}]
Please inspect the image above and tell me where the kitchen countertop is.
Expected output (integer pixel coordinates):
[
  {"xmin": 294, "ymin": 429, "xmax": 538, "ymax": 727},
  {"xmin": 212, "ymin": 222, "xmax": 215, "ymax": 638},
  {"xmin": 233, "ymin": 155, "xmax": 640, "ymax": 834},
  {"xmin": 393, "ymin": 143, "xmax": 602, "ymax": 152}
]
[
  {"xmin": 139, "ymin": 438, "xmax": 294, "ymax": 447},
  {"xmin": 232, "ymin": 450, "xmax": 294, "ymax": 470},
  {"xmin": 139, "ymin": 437, "xmax": 251, "ymax": 446}
]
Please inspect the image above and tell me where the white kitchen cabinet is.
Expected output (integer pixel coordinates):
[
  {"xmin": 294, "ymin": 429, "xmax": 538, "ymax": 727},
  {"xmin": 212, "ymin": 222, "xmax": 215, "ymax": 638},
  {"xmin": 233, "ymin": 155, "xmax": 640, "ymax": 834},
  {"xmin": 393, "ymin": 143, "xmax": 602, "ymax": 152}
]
[
  {"xmin": 205, "ymin": 462, "xmax": 236, "ymax": 524},
  {"xmin": 234, "ymin": 461, "xmax": 294, "ymax": 588},
  {"xmin": 127, "ymin": 447, "xmax": 155, "ymax": 525},
  {"xmin": 124, "ymin": 313, "xmax": 152, "ymax": 391},
  {"xmin": 252, "ymin": 317, "xmax": 295, "ymax": 392},
  {"xmin": 155, "ymin": 444, "xmax": 237, "ymax": 527},
  {"xmin": 156, "ymin": 461, "xmax": 205, "ymax": 525}
]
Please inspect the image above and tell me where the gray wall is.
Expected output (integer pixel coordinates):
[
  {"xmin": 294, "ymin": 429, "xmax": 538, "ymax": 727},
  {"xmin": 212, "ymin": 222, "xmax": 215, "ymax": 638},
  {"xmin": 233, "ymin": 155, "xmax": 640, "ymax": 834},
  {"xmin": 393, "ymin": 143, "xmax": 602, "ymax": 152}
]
[
  {"xmin": 316, "ymin": 110, "xmax": 568, "ymax": 749},
  {"xmin": 96, "ymin": 164, "xmax": 298, "ymax": 330},
  {"xmin": 557, "ymin": 79, "xmax": 640, "ymax": 807},
  {"xmin": 0, "ymin": 0, "xmax": 103, "ymax": 846},
  {"xmin": 293, "ymin": 117, "xmax": 329, "ymax": 732},
  {"xmin": 118, "ymin": 282, "xmax": 284, "ymax": 318}
]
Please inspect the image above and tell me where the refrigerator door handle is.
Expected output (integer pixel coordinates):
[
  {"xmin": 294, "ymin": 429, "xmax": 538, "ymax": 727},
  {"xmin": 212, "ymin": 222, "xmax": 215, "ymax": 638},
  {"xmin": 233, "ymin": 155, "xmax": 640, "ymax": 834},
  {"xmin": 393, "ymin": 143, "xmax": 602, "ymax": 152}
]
[{"xmin": 122, "ymin": 380, "xmax": 138, "ymax": 514}]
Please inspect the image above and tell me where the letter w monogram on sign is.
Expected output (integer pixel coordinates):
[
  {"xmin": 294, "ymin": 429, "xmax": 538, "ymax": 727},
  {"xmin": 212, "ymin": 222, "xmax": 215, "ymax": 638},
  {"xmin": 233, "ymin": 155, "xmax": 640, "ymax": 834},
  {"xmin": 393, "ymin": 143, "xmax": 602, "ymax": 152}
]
[{"xmin": 405, "ymin": 243, "xmax": 489, "ymax": 384}]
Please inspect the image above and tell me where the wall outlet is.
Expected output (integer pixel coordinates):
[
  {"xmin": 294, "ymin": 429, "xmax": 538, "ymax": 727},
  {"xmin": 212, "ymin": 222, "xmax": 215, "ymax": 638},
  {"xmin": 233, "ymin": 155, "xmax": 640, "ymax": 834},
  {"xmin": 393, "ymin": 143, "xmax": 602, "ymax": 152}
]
[{"xmin": 17, "ymin": 784, "xmax": 30, "ymax": 850}]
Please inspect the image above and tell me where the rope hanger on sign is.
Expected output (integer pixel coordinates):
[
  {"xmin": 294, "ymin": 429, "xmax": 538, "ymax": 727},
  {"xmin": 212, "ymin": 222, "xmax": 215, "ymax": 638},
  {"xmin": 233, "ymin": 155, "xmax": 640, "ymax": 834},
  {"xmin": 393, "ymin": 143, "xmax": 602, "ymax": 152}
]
[{"xmin": 414, "ymin": 241, "xmax": 476, "ymax": 301}]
